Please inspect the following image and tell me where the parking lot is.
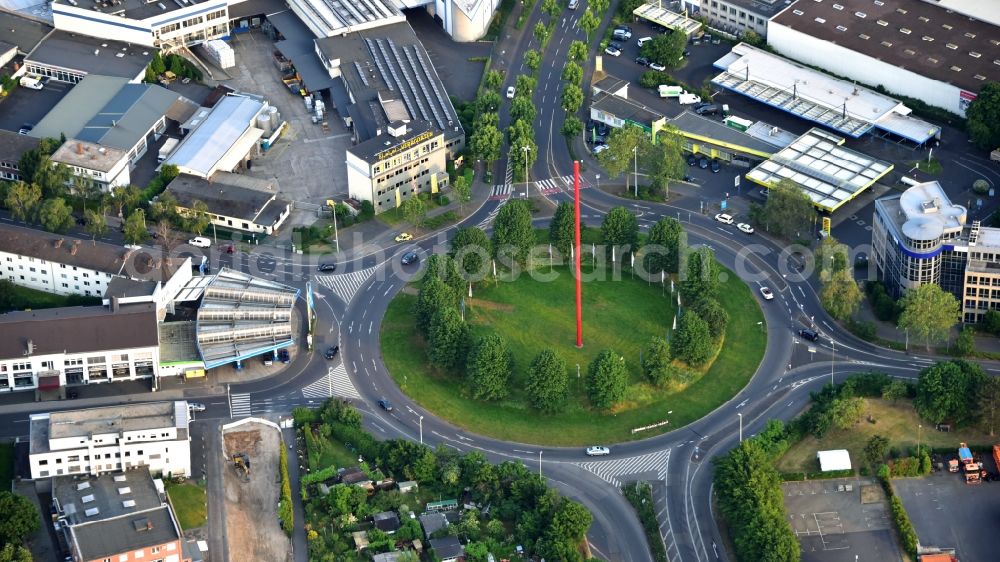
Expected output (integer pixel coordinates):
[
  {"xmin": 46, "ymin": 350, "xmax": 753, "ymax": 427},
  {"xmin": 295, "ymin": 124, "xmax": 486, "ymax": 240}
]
[
  {"xmin": 211, "ymin": 30, "xmax": 353, "ymax": 216},
  {"xmin": 783, "ymin": 478, "xmax": 902, "ymax": 562},
  {"xmin": 895, "ymin": 462, "xmax": 1000, "ymax": 561},
  {"xmin": 0, "ymin": 79, "xmax": 72, "ymax": 134}
]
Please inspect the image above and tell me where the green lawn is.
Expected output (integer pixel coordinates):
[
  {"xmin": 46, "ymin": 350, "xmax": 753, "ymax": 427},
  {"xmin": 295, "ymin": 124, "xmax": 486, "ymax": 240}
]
[
  {"xmin": 165, "ymin": 482, "xmax": 207, "ymax": 530},
  {"xmin": 0, "ymin": 442, "xmax": 14, "ymax": 491},
  {"xmin": 0, "ymin": 282, "xmax": 101, "ymax": 313},
  {"xmin": 381, "ymin": 262, "xmax": 765, "ymax": 445},
  {"xmin": 305, "ymin": 428, "xmax": 359, "ymax": 471},
  {"xmin": 776, "ymin": 398, "xmax": 997, "ymax": 473}
]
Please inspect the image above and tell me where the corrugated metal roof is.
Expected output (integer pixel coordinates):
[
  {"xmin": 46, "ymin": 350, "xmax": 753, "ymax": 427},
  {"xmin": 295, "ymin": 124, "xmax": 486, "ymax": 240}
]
[{"xmin": 164, "ymin": 95, "xmax": 265, "ymax": 178}]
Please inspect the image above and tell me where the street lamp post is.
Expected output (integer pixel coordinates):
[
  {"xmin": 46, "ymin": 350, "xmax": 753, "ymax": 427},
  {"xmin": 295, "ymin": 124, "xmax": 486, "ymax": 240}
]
[
  {"xmin": 738, "ymin": 412, "xmax": 743, "ymax": 443},
  {"xmin": 917, "ymin": 423, "xmax": 922, "ymax": 457},
  {"xmin": 830, "ymin": 339, "xmax": 835, "ymax": 386},
  {"xmin": 539, "ymin": 450, "xmax": 543, "ymax": 477},
  {"xmin": 632, "ymin": 146, "xmax": 639, "ymax": 198},
  {"xmin": 522, "ymin": 146, "xmax": 531, "ymax": 198},
  {"xmin": 419, "ymin": 415, "xmax": 424, "ymax": 445},
  {"xmin": 596, "ymin": 174, "xmax": 600, "ymax": 191}
]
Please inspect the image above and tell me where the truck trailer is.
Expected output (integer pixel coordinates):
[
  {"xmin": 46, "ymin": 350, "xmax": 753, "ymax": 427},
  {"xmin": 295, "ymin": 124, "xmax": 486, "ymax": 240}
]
[{"xmin": 658, "ymin": 85, "xmax": 683, "ymax": 98}]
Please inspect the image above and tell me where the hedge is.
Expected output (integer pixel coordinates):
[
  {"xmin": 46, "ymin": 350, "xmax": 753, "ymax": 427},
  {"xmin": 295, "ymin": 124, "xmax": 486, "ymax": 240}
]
[
  {"xmin": 621, "ymin": 482, "xmax": 668, "ymax": 562},
  {"xmin": 779, "ymin": 469, "xmax": 853, "ymax": 481},
  {"xmin": 879, "ymin": 474, "xmax": 918, "ymax": 558},
  {"xmin": 278, "ymin": 446, "xmax": 294, "ymax": 536}
]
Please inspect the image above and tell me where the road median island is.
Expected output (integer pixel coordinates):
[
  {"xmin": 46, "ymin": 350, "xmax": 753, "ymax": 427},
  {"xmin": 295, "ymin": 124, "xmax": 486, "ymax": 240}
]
[{"xmin": 381, "ymin": 260, "xmax": 765, "ymax": 445}]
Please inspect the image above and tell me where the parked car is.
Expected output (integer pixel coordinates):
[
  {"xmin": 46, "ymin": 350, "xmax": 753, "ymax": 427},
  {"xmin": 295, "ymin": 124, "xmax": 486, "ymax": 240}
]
[
  {"xmin": 687, "ymin": 154, "xmax": 697, "ymax": 166},
  {"xmin": 714, "ymin": 213, "xmax": 734, "ymax": 225},
  {"xmin": 318, "ymin": 263, "xmax": 337, "ymax": 272},
  {"xmin": 378, "ymin": 398, "xmax": 393, "ymax": 411},
  {"xmin": 649, "ymin": 62, "xmax": 666, "ymax": 72},
  {"xmin": 586, "ymin": 446, "xmax": 611, "ymax": 456},
  {"xmin": 595, "ymin": 122, "xmax": 609, "ymax": 136},
  {"xmin": 188, "ymin": 237, "xmax": 211, "ymax": 248},
  {"xmin": 188, "ymin": 402, "xmax": 206, "ymax": 412},
  {"xmin": 604, "ymin": 44, "xmax": 622, "ymax": 57},
  {"xmin": 593, "ymin": 144, "xmax": 609, "ymax": 155},
  {"xmin": 324, "ymin": 346, "xmax": 339, "ymax": 360},
  {"xmin": 759, "ymin": 287, "xmax": 774, "ymax": 300},
  {"xmin": 401, "ymin": 251, "xmax": 419, "ymax": 265},
  {"xmin": 66, "ymin": 390, "xmax": 79, "ymax": 399},
  {"xmin": 635, "ymin": 56, "xmax": 650, "ymax": 66},
  {"xmin": 17, "ymin": 123, "xmax": 34, "ymax": 135},
  {"xmin": 710, "ymin": 159, "xmax": 721, "ymax": 173},
  {"xmin": 798, "ymin": 329, "xmax": 819, "ymax": 342},
  {"xmin": 394, "ymin": 232, "xmax": 413, "ymax": 242},
  {"xmin": 636, "ymin": 36, "xmax": 652, "ymax": 47},
  {"xmin": 698, "ymin": 156, "xmax": 709, "ymax": 169},
  {"xmin": 737, "ymin": 222, "xmax": 754, "ymax": 234},
  {"xmin": 263, "ymin": 353, "xmax": 273, "ymax": 366},
  {"xmin": 506, "ymin": 86, "xmax": 516, "ymax": 99},
  {"xmin": 277, "ymin": 348, "xmax": 291, "ymax": 363}
]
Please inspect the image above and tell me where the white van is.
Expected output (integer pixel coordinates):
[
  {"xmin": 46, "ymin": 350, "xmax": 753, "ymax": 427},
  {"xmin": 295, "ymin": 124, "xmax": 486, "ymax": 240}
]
[
  {"xmin": 188, "ymin": 237, "xmax": 211, "ymax": 248},
  {"xmin": 568, "ymin": 0, "xmax": 578, "ymax": 9}
]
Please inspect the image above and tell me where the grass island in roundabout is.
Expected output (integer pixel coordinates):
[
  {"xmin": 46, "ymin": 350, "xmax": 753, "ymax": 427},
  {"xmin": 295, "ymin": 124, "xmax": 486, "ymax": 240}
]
[{"xmin": 381, "ymin": 236, "xmax": 766, "ymax": 446}]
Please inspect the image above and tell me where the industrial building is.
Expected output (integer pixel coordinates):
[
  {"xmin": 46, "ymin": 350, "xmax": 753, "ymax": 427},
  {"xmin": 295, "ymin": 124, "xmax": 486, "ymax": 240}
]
[
  {"xmin": 746, "ymin": 128, "xmax": 893, "ymax": 213},
  {"xmin": 30, "ymin": 75, "xmax": 199, "ymax": 171},
  {"xmin": 712, "ymin": 43, "xmax": 941, "ymax": 144},
  {"xmin": 163, "ymin": 94, "xmax": 272, "ymax": 179},
  {"xmin": 50, "ymin": 0, "xmax": 231, "ymax": 48},
  {"xmin": 766, "ymin": 0, "xmax": 1000, "ymax": 117},
  {"xmin": 632, "ymin": 3, "xmax": 703, "ymax": 36},
  {"xmin": 51, "ymin": 468, "xmax": 193, "ymax": 562},
  {"xmin": 22, "ymin": 31, "xmax": 154, "ymax": 84},
  {"xmin": 29, "ymin": 401, "xmax": 192, "ymax": 479},
  {"xmin": 872, "ymin": 181, "xmax": 1000, "ymax": 323},
  {"xmin": 164, "ymin": 172, "xmax": 291, "ymax": 234}
]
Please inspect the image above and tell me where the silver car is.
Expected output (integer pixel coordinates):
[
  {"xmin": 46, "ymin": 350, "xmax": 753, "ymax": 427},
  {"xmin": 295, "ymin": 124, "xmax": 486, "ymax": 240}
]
[{"xmin": 586, "ymin": 446, "xmax": 611, "ymax": 456}]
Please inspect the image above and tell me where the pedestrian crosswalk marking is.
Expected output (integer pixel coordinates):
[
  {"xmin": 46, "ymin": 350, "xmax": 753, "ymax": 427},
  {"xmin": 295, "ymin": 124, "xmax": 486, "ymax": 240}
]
[
  {"xmin": 489, "ymin": 184, "xmax": 513, "ymax": 200},
  {"xmin": 229, "ymin": 392, "xmax": 252, "ymax": 419},
  {"xmin": 314, "ymin": 265, "xmax": 378, "ymax": 304},
  {"xmin": 576, "ymin": 449, "xmax": 670, "ymax": 488},
  {"xmin": 301, "ymin": 362, "xmax": 361, "ymax": 400}
]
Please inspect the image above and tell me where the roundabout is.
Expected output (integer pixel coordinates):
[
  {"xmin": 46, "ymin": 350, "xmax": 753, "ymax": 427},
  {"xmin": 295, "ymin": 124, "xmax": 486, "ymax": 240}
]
[{"xmin": 380, "ymin": 259, "xmax": 765, "ymax": 445}]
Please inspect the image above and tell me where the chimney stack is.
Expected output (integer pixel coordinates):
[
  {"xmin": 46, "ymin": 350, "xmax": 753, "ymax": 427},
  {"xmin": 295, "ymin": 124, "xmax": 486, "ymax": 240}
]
[
  {"xmin": 76, "ymin": 143, "xmax": 83, "ymax": 155},
  {"xmin": 70, "ymin": 244, "xmax": 78, "ymax": 255},
  {"xmin": 111, "ymin": 296, "xmax": 119, "ymax": 312},
  {"xmin": 54, "ymin": 238, "xmax": 64, "ymax": 248}
]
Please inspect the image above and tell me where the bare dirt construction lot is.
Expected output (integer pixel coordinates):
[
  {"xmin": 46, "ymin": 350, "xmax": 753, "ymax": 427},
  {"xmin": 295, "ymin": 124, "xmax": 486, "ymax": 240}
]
[
  {"xmin": 223, "ymin": 423, "xmax": 289, "ymax": 562},
  {"xmin": 783, "ymin": 478, "xmax": 902, "ymax": 562}
]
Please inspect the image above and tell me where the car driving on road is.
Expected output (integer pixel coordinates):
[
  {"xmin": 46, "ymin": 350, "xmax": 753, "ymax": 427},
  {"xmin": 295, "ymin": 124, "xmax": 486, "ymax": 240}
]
[
  {"xmin": 586, "ymin": 446, "xmax": 611, "ymax": 456},
  {"xmin": 324, "ymin": 346, "xmax": 339, "ymax": 359},
  {"xmin": 714, "ymin": 213, "xmax": 734, "ymax": 225},
  {"xmin": 506, "ymin": 86, "xmax": 516, "ymax": 99},
  {"xmin": 188, "ymin": 402, "xmax": 206, "ymax": 412},
  {"xmin": 378, "ymin": 398, "xmax": 393, "ymax": 411},
  {"xmin": 737, "ymin": 223, "xmax": 754, "ymax": 234},
  {"xmin": 318, "ymin": 263, "xmax": 337, "ymax": 272},
  {"xmin": 401, "ymin": 251, "xmax": 419, "ymax": 265},
  {"xmin": 759, "ymin": 287, "xmax": 774, "ymax": 300},
  {"xmin": 394, "ymin": 232, "xmax": 413, "ymax": 242},
  {"xmin": 798, "ymin": 329, "xmax": 819, "ymax": 342}
]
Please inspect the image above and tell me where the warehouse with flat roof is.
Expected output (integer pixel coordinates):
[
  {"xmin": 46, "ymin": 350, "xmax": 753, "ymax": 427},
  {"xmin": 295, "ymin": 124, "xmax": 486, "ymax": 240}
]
[{"xmin": 766, "ymin": 0, "xmax": 1000, "ymax": 117}]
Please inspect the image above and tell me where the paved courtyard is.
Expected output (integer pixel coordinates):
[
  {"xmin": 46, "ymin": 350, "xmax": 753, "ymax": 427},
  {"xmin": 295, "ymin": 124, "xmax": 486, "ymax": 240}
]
[
  {"xmin": 783, "ymin": 478, "xmax": 902, "ymax": 562},
  {"xmin": 895, "ymin": 465, "xmax": 1000, "ymax": 561},
  {"xmin": 209, "ymin": 30, "xmax": 353, "ymax": 225}
]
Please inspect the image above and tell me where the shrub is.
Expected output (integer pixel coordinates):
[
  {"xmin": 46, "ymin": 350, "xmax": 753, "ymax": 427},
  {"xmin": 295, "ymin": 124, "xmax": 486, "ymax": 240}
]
[
  {"xmin": 278, "ymin": 446, "xmax": 294, "ymax": 535},
  {"xmin": 846, "ymin": 319, "xmax": 877, "ymax": 341},
  {"xmin": 973, "ymin": 179, "xmax": 990, "ymax": 195}
]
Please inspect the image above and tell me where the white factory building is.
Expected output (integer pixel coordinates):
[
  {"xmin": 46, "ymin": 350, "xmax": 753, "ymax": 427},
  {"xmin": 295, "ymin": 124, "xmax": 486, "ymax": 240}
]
[
  {"xmin": 49, "ymin": 0, "xmax": 501, "ymax": 49},
  {"xmin": 767, "ymin": 0, "xmax": 1000, "ymax": 117},
  {"xmin": 29, "ymin": 401, "xmax": 192, "ymax": 480}
]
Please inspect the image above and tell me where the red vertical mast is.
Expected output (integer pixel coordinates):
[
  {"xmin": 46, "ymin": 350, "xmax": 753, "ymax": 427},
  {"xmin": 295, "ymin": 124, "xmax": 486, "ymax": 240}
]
[{"xmin": 574, "ymin": 160, "xmax": 583, "ymax": 348}]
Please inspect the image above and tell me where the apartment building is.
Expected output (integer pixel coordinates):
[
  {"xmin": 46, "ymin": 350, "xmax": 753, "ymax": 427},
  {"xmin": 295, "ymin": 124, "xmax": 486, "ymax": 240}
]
[{"xmin": 29, "ymin": 401, "xmax": 192, "ymax": 479}]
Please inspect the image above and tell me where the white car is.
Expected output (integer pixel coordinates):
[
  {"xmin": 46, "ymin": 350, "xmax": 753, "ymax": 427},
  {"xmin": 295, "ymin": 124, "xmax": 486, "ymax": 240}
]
[
  {"xmin": 188, "ymin": 236, "xmax": 211, "ymax": 248},
  {"xmin": 737, "ymin": 223, "xmax": 754, "ymax": 235},
  {"xmin": 759, "ymin": 287, "xmax": 774, "ymax": 300},
  {"xmin": 506, "ymin": 86, "xmax": 516, "ymax": 99},
  {"xmin": 649, "ymin": 62, "xmax": 666, "ymax": 72},
  {"xmin": 586, "ymin": 446, "xmax": 611, "ymax": 456},
  {"xmin": 604, "ymin": 45, "xmax": 622, "ymax": 57},
  {"xmin": 714, "ymin": 213, "xmax": 734, "ymax": 225},
  {"xmin": 593, "ymin": 144, "xmax": 609, "ymax": 155},
  {"xmin": 636, "ymin": 36, "xmax": 652, "ymax": 47},
  {"xmin": 188, "ymin": 402, "xmax": 206, "ymax": 412}
]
